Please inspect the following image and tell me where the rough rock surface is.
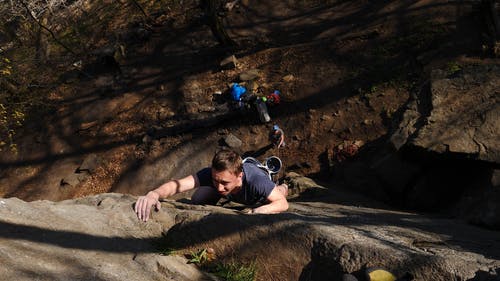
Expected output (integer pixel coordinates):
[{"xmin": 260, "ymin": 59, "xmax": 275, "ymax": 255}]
[
  {"xmin": 393, "ymin": 64, "xmax": 500, "ymax": 163},
  {"xmin": 0, "ymin": 193, "xmax": 212, "ymax": 281},
  {"xmin": 342, "ymin": 63, "xmax": 500, "ymax": 229},
  {"xmin": 1, "ymin": 176, "xmax": 500, "ymax": 281}
]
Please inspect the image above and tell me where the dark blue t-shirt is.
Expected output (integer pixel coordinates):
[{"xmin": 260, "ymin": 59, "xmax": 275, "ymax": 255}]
[{"xmin": 196, "ymin": 162, "xmax": 275, "ymax": 205}]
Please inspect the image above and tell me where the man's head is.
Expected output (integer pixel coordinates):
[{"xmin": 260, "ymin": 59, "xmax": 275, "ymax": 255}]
[{"xmin": 211, "ymin": 149, "xmax": 243, "ymax": 196}]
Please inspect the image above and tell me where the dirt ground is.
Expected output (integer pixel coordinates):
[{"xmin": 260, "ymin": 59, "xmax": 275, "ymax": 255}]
[{"xmin": 0, "ymin": 0, "xmax": 485, "ymax": 201}]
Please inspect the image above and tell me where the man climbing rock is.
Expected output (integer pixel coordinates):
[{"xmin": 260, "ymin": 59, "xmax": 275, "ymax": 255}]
[{"xmin": 135, "ymin": 149, "xmax": 289, "ymax": 221}]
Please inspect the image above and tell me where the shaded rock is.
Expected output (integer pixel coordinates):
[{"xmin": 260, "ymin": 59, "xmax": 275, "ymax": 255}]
[
  {"xmin": 78, "ymin": 120, "xmax": 99, "ymax": 131},
  {"xmin": 93, "ymin": 75, "xmax": 115, "ymax": 88},
  {"xmin": 282, "ymin": 74, "xmax": 295, "ymax": 82},
  {"xmin": 247, "ymin": 80, "xmax": 259, "ymax": 93},
  {"xmin": 118, "ymin": 27, "xmax": 152, "ymax": 43},
  {"xmin": 182, "ymin": 77, "xmax": 217, "ymax": 117},
  {"xmin": 239, "ymin": 69, "xmax": 260, "ymax": 81},
  {"xmin": 320, "ymin": 114, "xmax": 332, "ymax": 121},
  {"xmin": 78, "ymin": 154, "xmax": 102, "ymax": 174},
  {"xmin": 184, "ymin": 101, "xmax": 201, "ymax": 115},
  {"xmin": 224, "ymin": 133, "xmax": 242, "ymax": 148},
  {"xmin": 157, "ymin": 107, "xmax": 175, "ymax": 120},
  {"xmin": 60, "ymin": 159, "xmax": 93, "ymax": 188},
  {"xmin": 142, "ymin": 134, "xmax": 153, "ymax": 145},
  {"xmin": 456, "ymin": 168, "xmax": 500, "ymax": 229},
  {"xmin": 224, "ymin": 0, "xmax": 239, "ymax": 11},
  {"xmin": 378, "ymin": 63, "xmax": 500, "ymax": 228},
  {"xmin": 462, "ymin": 188, "xmax": 500, "ymax": 229},
  {"xmin": 492, "ymin": 169, "xmax": 500, "ymax": 187},
  {"xmin": 284, "ymin": 172, "xmax": 328, "ymax": 197},
  {"xmin": 333, "ymin": 160, "xmax": 389, "ymax": 202},
  {"xmin": 389, "ymin": 95, "xmax": 421, "ymax": 150},
  {"xmin": 370, "ymin": 153, "xmax": 421, "ymax": 195},
  {"xmin": 405, "ymin": 65, "xmax": 499, "ymax": 164},
  {"xmin": 60, "ymin": 172, "xmax": 85, "ymax": 187},
  {"xmin": 220, "ymin": 55, "xmax": 238, "ymax": 69},
  {"xmin": 342, "ymin": 273, "xmax": 359, "ymax": 281}
]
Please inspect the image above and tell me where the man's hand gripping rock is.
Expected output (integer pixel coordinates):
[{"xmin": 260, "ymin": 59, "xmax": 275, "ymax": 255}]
[{"xmin": 135, "ymin": 191, "xmax": 161, "ymax": 222}]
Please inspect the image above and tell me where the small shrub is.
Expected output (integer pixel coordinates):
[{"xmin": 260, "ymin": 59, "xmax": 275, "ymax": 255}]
[
  {"xmin": 447, "ymin": 61, "xmax": 462, "ymax": 75},
  {"xmin": 212, "ymin": 261, "xmax": 257, "ymax": 281},
  {"xmin": 0, "ymin": 56, "xmax": 24, "ymax": 153},
  {"xmin": 185, "ymin": 247, "xmax": 256, "ymax": 281},
  {"xmin": 188, "ymin": 248, "xmax": 209, "ymax": 264}
]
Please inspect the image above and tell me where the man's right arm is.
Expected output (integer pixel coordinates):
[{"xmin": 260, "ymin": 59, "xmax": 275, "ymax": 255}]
[{"xmin": 135, "ymin": 174, "xmax": 199, "ymax": 221}]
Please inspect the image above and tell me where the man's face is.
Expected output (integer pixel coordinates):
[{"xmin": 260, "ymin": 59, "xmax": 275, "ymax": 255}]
[{"xmin": 211, "ymin": 169, "xmax": 243, "ymax": 196}]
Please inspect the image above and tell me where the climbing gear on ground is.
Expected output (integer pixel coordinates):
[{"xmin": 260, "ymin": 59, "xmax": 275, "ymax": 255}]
[
  {"xmin": 333, "ymin": 140, "xmax": 362, "ymax": 162},
  {"xmin": 231, "ymin": 83, "xmax": 247, "ymax": 101},
  {"xmin": 255, "ymin": 97, "xmax": 271, "ymax": 123},
  {"xmin": 365, "ymin": 267, "xmax": 397, "ymax": 281},
  {"xmin": 341, "ymin": 267, "xmax": 413, "ymax": 281},
  {"xmin": 266, "ymin": 90, "xmax": 281, "ymax": 106}
]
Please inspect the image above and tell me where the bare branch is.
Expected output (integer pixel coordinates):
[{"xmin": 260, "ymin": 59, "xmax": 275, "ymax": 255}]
[
  {"xmin": 19, "ymin": 0, "xmax": 76, "ymax": 55},
  {"xmin": 129, "ymin": 0, "xmax": 149, "ymax": 19}
]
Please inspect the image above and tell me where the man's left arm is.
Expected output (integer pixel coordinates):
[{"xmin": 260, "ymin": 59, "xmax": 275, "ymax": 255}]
[{"xmin": 251, "ymin": 184, "xmax": 289, "ymax": 214}]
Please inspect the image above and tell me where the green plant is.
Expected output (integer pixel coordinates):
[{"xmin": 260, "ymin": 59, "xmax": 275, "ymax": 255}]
[
  {"xmin": 185, "ymin": 248, "xmax": 257, "ymax": 280},
  {"xmin": 188, "ymin": 248, "xmax": 209, "ymax": 264},
  {"xmin": 0, "ymin": 56, "xmax": 24, "ymax": 153},
  {"xmin": 447, "ymin": 61, "xmax": 461, "ymax": 75},
  {"xmin": 0, "ymin": 57, "xmax": 11, "ymax": 76},
  {"xmin": 212, "ymin": 261, "xmax": 257, "ymax": 281}
]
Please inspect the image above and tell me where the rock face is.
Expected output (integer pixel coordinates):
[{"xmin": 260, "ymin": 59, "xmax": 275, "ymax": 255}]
[
  {"xmin": 0, "ymin": 194, "xmax": 212, "ymax": 281},
  {"xmin": 407, "ymin": 65, "xmax": 499, "ymax": 163},
  {"xmin": 392, "ymin": 64, "xmax": 500, "ymax": 227},
  {"xmin": 182, "ymin": 77, "xmax": 216, "ymax": 116},
  {"xmin": 336, "ymin": 63, "xmax": 500, "ymax": 229},
  {"xmin": 1, "ymin": 179, "xmax": 500, "ymax": 281}
]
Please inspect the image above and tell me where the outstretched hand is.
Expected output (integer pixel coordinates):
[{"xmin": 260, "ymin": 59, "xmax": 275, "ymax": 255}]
[
  {"xmin": 135, "ymin": 191, "xmax": 161, "ymax": 222},
  {"xmin": 239, "ymin": 207, "xmax": 256, "ymax": 214}
]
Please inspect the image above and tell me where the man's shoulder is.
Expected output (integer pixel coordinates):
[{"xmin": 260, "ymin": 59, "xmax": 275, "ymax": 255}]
[
  {"xmin": 196, "ymin": 167, "xmax": 212, "ymax": 185},
  {"xmin": 243, "ymin": 161, "xmax": 263, "ymax": 175},
  {"xmin": 243, "ymin": 162, "xmax": 272, "ymax": 183}
]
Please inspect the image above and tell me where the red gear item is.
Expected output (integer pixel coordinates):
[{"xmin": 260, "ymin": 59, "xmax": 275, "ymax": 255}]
[{"xmin": 266, "ymin": 93, "xmax": 280, "ymax": 105}]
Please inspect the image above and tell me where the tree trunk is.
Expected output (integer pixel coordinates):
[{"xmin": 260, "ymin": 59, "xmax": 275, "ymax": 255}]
[
  {"xmin": 201, "ymin": 0, "xmax": 236, "ymax": 46},
  {"xmin": 35, "ymin": 16, "xmax": 50, "ymax": 63},
  {"xmin": 480, "ymin": 0, "xmax": 500, "ymax": 56}
]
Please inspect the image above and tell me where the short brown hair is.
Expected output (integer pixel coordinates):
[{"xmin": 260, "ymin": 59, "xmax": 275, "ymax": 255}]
[{"xmin": 212, "ymin": 149, "xmax": 242, "ymax": 175}]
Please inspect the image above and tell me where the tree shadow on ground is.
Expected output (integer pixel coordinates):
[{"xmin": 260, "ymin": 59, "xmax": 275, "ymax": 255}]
[
  {"xmin": 0, "ymin": 0, "xmax": 484, "ymax": 203},
  {"xmin": 163, "ymin": 204, "xmax": 500, "ymax": 262},
  {"xmin": 0, "ymin": 219, "xmax": 156, "ymax": 253}
]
